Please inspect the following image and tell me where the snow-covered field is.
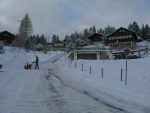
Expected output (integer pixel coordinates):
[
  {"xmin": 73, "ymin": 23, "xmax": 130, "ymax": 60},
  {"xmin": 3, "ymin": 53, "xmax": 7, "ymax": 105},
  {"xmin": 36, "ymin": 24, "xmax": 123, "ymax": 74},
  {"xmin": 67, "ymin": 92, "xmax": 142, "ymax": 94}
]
[
  {"xmin": 0, "ymin": 47, "xmax": 64, "ymax": 113},
  {"xmin": 55, "ymin": 53, "xmax": 150, "ymax": 113},
  {"xmin": 0, "ymin": 47, "xmax": 63, "ymax": 70},
  {"xmin": 0, "ymin": 46, "xmax": 150, "ymax": 113}
]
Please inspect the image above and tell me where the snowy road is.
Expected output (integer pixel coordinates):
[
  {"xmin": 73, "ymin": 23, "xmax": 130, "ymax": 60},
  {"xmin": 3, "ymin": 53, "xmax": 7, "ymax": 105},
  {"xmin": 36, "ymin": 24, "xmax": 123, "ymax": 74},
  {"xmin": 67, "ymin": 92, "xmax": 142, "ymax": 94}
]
[{"xmin": 0, "ymin": 70, "xmax": 50, "ymax": 113}]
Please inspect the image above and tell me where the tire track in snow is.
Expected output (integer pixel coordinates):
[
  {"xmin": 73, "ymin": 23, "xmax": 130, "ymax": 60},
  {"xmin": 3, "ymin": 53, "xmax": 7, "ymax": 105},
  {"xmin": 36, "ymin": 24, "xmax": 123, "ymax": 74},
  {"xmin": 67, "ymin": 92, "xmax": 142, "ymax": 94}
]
[
  {"xmin": 46, "ymin": 68, "xmax": 128, "ymax": 113},
  {"xmin": 45, "ymin": 69, "xmax": 69, "ymax": 113}
]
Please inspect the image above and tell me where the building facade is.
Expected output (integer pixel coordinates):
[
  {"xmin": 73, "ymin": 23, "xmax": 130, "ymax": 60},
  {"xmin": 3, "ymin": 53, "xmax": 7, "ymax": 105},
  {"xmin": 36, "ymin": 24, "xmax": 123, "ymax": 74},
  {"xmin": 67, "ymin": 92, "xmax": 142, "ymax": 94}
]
[
  {"xmin": 88, "ymin": 33, "xmax": 104, "ymax": 45},
  {"xmin": 53, "ymin": 40, "xmax": 65, "ymax": 51},
  {"xmin": 0, "ymin": 31, "xmax": 15, "ymax": 45},
  {"xmin": 105, "ymin": 27, "xmax": 140, "ymax": 50}
]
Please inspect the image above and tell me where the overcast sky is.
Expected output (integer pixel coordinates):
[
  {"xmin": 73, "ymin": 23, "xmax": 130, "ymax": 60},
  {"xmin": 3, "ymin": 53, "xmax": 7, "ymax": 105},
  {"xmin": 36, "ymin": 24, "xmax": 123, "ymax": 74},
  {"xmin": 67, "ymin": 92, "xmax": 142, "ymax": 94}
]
[{"xmin": 0, "ymin": 0, "xmax": 150, "ymax": 40}]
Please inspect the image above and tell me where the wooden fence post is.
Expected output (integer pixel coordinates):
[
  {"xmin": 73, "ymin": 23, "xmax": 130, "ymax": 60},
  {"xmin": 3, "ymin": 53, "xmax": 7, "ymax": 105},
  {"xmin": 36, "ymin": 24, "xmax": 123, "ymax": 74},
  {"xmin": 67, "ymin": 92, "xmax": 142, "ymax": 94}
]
[
  {"xmin": 90, "ymin": 66, "xmax": 91, "ymax": 75},
  {"xmin": 101, "ymin": 68, "xmax": 103, "ymax": 78},
  {"xmin": 121, "ymin": 68, "xmax": 123, "ymax": 81},
  {"xmin": 125, "ymin": 58, "xmax": 128, "ymax": 85}
]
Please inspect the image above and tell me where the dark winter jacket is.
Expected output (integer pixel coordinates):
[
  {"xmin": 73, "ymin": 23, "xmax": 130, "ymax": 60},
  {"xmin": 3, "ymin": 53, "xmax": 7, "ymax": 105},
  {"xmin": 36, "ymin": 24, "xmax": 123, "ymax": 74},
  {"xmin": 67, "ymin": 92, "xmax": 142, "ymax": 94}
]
[{"xmin": 35, "ymin": 56, "xmax": 39, "ymax": 64}]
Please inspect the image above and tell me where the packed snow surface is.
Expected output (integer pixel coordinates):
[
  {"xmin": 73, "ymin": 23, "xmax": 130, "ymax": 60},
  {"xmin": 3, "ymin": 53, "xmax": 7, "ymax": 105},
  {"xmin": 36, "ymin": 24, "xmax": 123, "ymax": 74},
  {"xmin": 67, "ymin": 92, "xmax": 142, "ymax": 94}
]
[{"xmin": 0, "ymin": 46, "xmax": 150, "ymax": 113}]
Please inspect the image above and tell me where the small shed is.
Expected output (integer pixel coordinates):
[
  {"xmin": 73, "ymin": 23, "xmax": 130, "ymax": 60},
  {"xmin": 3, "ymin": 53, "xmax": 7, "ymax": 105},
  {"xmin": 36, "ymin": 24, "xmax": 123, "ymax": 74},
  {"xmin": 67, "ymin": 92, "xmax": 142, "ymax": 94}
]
[{"xmin": 72, "ymin": 50, "xmax": 110, "ymax": 60}]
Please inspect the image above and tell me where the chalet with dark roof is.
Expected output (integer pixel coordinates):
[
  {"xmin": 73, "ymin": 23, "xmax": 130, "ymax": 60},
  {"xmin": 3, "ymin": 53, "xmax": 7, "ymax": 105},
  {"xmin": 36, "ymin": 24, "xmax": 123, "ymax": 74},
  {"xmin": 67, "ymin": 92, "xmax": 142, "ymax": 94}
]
[
  {"xmin": 0, "ymin": 31, "xmax": 15, "ymax": 45},
  {"xmin": 88, "ymin": 33, "xmax": 104, "ymax": 45},
  {"xmin": 105, "ymin": 27, "xmax": 141, "ymax": 49},
  {"xmin": 53, "ymin": 40, "xmax": 65, "ymax": 49}
]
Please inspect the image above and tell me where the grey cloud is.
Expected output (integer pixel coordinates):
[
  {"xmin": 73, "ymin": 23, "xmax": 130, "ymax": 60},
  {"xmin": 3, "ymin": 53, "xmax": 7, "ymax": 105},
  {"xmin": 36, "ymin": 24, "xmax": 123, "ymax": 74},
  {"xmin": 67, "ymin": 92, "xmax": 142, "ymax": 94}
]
[{"xmin": 0, "ymin": 0, "xmax": 149, "ymax": 39}]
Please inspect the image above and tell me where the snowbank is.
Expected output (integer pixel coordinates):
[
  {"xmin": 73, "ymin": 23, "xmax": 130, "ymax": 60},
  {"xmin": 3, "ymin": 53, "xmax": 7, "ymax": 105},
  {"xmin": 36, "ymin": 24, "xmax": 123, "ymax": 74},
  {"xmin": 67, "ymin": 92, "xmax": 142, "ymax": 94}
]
[{"xmin": 55, "ymin": 55, "xmax": 150, "ymax": 113}]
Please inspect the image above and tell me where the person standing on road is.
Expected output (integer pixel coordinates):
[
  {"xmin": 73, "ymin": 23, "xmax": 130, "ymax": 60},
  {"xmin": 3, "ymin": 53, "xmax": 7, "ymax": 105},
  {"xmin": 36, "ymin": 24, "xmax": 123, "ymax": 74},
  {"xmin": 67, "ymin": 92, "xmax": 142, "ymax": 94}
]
[{"xmin": 35, "ymin": 56, "xmax": 39, "ymax": 70}]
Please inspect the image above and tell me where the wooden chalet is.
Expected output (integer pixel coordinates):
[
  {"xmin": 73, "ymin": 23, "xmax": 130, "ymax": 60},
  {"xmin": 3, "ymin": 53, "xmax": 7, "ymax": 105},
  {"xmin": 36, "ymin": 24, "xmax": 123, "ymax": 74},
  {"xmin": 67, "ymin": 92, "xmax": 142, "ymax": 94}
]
[
  {"xmin": 53, "ymin": 40, "xmax": 65, "ymax": 50},
  {"xmin": 0, "ymin": 31, "xmax": 15, "ymax": 45},
  {"xmin": 88, "ymin": 33, "xmax": 104, "ymax": 45},
  {"xmin": 105, "ymin": 27, "xmax": 141, "ymax": 49}
]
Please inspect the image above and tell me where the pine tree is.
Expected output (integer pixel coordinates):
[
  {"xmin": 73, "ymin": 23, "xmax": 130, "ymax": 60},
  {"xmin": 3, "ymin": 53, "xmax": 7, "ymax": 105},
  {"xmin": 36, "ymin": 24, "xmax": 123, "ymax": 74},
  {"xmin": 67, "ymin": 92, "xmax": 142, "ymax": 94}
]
[
  {"xmin": 128, "ymin": 23, "xmax": 132, "ymax": 30},
  {"xmin": 128, "ymin": 21, "xmax": 140, "ymax": 35},
  {"xmin": 83, "ymin": 28, "xmax": 89, "ymax": 41},
  {"xmin": 145, "ymin": 24, "xmax": 150, "ymax": 40},
  {"xmin": 19, "ymin": 13, "xmax": 33, "ymax": 39},
  {"xmin": 141, "ymin": 24, "xmax": 146, "ymax": 39},
  {"xmin": 104, "ymin": 25, "xmax": 116, "ymax": 35},
  {"xmin": 40, "ymin": 34, "xmax": 47, "ymax": 45},
  {"xmin": 18, "ymin": 13, "xmax": 33, "ymax": 48},
  {"xmin": 52, "ymin": 34, "xmax": 59, "ymax": 43},
  {"xmin": 97, "ymin": 28, "xmax": 104, "ymax": 34},
  {"xmin": 89, "ymin": 26, "xmax": 96, "ymax": 35}
]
